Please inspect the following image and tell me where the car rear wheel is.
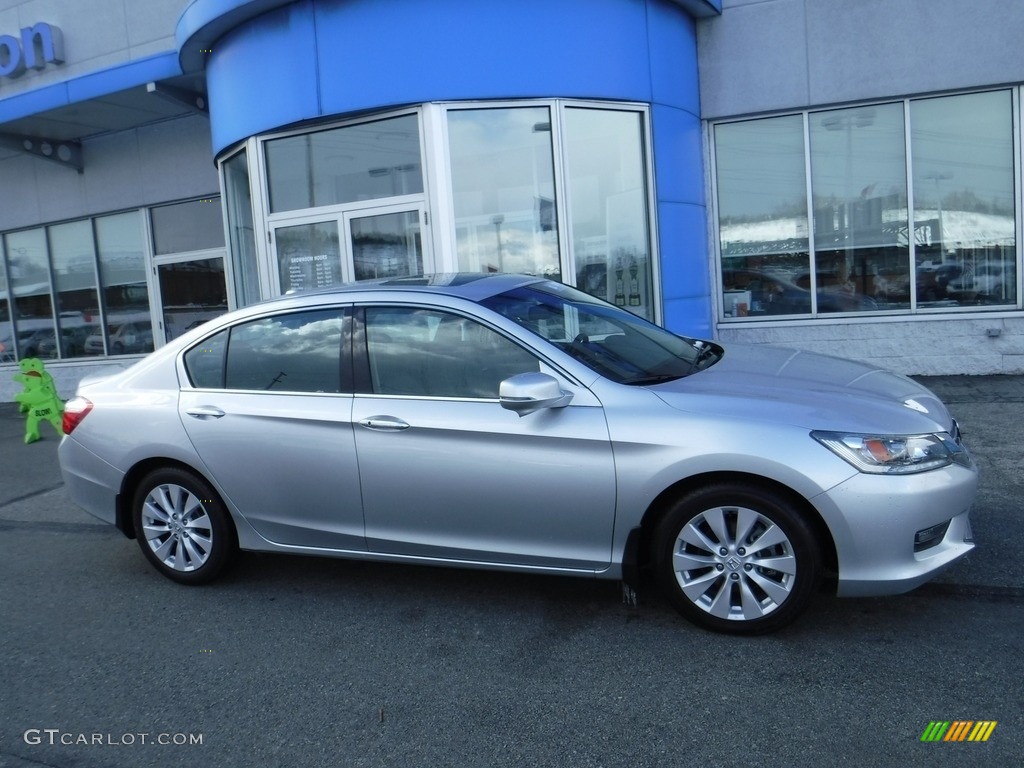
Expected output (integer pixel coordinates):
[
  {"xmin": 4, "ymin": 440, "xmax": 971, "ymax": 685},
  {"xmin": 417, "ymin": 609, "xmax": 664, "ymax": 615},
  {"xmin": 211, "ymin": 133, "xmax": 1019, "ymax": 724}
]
[
  {"xmin": 133, "ymin": 468, "xmax": 237, "ymax": 585},
  {"xmin": 654, "ymin": 483, "xmax": 820, "ymax": 634}
]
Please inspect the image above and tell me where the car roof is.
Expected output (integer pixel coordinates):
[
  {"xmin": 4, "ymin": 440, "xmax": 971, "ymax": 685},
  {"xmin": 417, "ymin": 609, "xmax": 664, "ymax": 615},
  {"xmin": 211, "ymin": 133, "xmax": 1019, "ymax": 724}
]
[{"xmin": 258, "ymin": 272, "xmax": 547, "ymax": 308}]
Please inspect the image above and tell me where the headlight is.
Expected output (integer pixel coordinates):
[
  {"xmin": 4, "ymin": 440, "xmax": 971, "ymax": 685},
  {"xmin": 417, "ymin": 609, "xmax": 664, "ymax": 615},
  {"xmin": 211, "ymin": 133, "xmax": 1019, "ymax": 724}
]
[{"xmin": 811, "ymin": 431, "xmax": 970, "ymax": 474}]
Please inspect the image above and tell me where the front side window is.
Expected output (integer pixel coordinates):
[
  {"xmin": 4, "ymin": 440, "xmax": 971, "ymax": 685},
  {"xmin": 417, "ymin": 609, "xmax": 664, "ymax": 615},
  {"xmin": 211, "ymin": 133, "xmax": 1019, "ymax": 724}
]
[
  {"xmin": 482, "ymin": 282, "xmax": 711, "ymax": 384},
  {"xmin": 364, "ymin": 306, "xmax": 538, "ymax": 398},
  {"xmin": 185, "ymin": 309, "xmax": 347, "ymax": 392}
]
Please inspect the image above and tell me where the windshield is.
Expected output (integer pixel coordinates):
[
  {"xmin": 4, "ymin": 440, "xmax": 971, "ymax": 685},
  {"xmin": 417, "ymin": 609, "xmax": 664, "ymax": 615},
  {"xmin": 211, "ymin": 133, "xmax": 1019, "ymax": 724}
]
[{"xmin": 481, "ymin": 282, "xmax": 720, "ymax": 384}]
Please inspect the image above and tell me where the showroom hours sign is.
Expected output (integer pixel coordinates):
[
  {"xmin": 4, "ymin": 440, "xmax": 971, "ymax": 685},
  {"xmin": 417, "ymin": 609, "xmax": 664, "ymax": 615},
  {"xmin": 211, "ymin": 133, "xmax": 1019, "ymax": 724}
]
[
  {"xmin": 283, "ymin": 253, "xmax": 337, "ymax": 293},
  {"xmin": 0, "ymin": 23, "xmax": 64, "ymax": 80}
]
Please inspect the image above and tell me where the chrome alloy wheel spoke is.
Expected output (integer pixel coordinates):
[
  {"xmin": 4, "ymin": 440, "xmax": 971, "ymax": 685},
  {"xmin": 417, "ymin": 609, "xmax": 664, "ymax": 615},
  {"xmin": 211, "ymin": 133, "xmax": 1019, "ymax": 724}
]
[
  {"xmin": 673, "ymin": 505, "xmax": 797, "ymax": 620},
  {"xmin": 142, "ymin": 484, "xmax": 212, "ymax": 572}
]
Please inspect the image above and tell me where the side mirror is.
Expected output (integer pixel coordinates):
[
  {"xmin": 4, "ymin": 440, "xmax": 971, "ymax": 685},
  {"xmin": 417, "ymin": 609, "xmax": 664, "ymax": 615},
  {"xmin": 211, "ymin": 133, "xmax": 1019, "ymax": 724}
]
[{"xmin": 499, "ymin": 372, "xmax": 573, "ymax": 416}]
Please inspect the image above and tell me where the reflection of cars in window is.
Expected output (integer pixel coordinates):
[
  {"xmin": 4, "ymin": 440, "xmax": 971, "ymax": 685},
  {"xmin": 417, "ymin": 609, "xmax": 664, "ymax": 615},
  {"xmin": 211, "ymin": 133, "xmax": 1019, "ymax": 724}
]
[
  {"xmin": 59, "ymin": 273, "xmax": 976, "ymax": 636},
  {"xmin": 85, "ymin": 321, "xmax": 154, "ymax": 356},
  {"xmin": 723, "ymin": 269, "xmax": 877, "ymax": 315},
  {"xmin": 19, "ymin": 329, "xmax": 55, "ymax": 359},
  {"xmin": 36, "ymin": 326, "xmax": 95, "ymax": 358},
  {"xmin": 945, "ymin": 262, "xmax": 1015, "ymax": 304}
]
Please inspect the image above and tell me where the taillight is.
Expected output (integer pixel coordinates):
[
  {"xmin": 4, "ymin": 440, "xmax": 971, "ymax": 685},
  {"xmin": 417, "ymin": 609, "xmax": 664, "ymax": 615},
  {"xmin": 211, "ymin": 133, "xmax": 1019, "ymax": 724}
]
[{"xmin": 62, "ymin": 397, "xmax": 93, "ymax": 435}]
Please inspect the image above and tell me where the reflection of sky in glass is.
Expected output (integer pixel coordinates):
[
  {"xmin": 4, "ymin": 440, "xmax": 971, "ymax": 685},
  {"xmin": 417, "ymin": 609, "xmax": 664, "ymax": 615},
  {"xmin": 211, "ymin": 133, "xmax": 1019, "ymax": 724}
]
[
  {"xmin": 266, "ymin": 114, "xmax": 423, "ymax": 213},
  {"xmin": 448, "ymin": 107, "xmax": 559, "ymax": 278},
  {"xmin": 911, "ymin": 91, "xmax": 1014, "ymax": 214},
  {"xmin": 95, "ymin": 212, "xmax": 147, "ymax": 284},
  {"xmin": 810, "ymin": 104, "xmax": 905, "ymax": 204},
  {"xmin": 152, "ymin": 199, "xmax": 224, "ymax": 255},
  {"xmin": 5, "ymin": 229, "xmax": 49, "ymax": 293},
  {"xmin": 564, "ymin": 108, "xmax": 645, "ymax": 238},
  {"xmin": 237, "ymin": 316, "xmax": 342, "ymax": 357},
  {"xmin": 49, "ymin": 220, "xmax": 98, "ymax": 294},
  {"xmin": 715, "ymin": 115, "xmax": 806, "ymax": 222}
]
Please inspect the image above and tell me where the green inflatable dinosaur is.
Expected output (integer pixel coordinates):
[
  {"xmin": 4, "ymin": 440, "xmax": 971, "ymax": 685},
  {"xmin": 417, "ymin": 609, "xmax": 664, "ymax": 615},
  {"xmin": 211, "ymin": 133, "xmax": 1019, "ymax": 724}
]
[{"xmin": 13, "ymin": 358, "xmax": 65, "ymax": 443}]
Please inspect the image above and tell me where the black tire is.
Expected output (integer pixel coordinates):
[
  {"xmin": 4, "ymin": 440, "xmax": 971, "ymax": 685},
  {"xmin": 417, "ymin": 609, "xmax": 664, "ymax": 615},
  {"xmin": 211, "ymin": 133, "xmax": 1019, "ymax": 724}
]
[
  {"xmin": 653, "ymin": 483, "xmax": 820, "ymax": 635},
  {"xmin": 132, "ymin": 467, "xmax": 237, "ymax": 585}
]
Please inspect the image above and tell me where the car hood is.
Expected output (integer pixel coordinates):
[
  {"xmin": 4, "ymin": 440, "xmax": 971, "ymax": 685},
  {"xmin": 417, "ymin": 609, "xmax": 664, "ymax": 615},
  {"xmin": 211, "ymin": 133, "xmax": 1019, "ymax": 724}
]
[{"xmin": 650, "ymin": 342, "xmax": 954, "ymax": 434}]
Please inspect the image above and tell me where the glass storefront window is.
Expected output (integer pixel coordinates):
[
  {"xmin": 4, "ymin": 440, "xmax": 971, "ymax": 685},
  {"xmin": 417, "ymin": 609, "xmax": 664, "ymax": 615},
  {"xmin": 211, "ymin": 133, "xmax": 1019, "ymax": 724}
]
[
  {"xmin": 448, "ymin": 106, "xmax": 561, "ymax": 280},
  {"xmin": 911, "ymin": 91, "xmax": 1016, "ymax": 307},
  {"xmin": 151, "ymin": 199, "xmax": 225, "ymax": 255},
  {"xmin": 564, "ymin": 107, "xmax": 653, "ymax": 319},
  {"xmin": 810, "ymin": 103, "xmax": 906, "ymax": 313},
  {"xmin": 224, "ymin": 150, "xmax": 260, "ymax": 307},
  {"xmin": 715, "ymin": 115, "xmax": 810, "ymax": 317},
  {"xmin": 49, "ymin": 220, "xmax": 101, "ymax": 358},
  {"xmin": 265, "ymin": 114, "xmax": 423, "ymax": 213},
  {"xmin": 94, "ymin": 212, "xmax": 153, "ymax": 356},
  {"xmin": 4, "ymin": 228, "xmax": 55, "ymax": 358},
  {"xmin": 158, "ymin": 258, "xmax": 229, "ymax": 343},
  {"xmin": 714, "ymin": 89, "xmax": 1018, "ymax": 320},
  {"xmin": 227, "ymin": 102, "xmax": 657, "ymax": 319}
]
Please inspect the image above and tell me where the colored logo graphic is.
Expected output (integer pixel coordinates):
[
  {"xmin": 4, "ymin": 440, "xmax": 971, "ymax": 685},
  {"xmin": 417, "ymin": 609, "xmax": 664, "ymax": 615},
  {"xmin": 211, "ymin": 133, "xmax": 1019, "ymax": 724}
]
[{"xmin": 921, "ymin": 721, "xmax": 997, "ymax": 742}]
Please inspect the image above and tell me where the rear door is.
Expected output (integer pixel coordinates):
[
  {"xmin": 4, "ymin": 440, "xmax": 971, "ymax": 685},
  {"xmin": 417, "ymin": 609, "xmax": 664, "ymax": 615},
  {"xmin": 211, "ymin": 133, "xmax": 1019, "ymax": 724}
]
[{"xmin": 178, "ymin": 307, "xmax": 365, "ymax": 550}]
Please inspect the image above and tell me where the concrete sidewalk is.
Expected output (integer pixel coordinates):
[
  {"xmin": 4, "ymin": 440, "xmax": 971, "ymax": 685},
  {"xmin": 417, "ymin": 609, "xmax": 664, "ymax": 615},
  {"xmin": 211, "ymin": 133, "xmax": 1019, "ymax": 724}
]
[{"xmin": 1, "ymin": 376, "xmax": 1022, "ymax": 592}]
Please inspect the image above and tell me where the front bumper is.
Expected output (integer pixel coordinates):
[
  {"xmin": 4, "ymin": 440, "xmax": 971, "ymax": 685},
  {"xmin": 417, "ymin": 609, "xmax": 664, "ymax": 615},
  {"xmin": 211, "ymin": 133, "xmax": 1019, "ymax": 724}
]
[{"xmin": 813, "ymin": 460, "xmax": 978, "ymax": 597}]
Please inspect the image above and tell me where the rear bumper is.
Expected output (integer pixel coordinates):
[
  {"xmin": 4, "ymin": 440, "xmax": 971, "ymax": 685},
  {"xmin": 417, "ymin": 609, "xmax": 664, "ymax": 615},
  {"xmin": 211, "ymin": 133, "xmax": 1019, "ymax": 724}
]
[
  {"xmin": 813, "ymin": 461, "xmax": 978, "ymax": 597},
  {"xmin": 58, "ymin": 436, "xmax": 123, "ymax": 528}
]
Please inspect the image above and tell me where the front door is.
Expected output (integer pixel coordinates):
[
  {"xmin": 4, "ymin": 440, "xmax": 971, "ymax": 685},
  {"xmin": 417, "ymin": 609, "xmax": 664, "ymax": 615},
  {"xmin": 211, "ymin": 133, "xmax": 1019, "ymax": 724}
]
[{"xmin": 351, "ymin": 305, "xmax": 616, "ymax": 571}]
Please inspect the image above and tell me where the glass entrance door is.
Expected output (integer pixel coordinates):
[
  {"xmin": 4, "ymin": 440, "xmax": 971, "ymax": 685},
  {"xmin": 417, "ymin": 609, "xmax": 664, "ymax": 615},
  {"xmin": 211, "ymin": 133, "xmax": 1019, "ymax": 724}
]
[
  {"xmin": 345, "ymin": 206, "xmax": 426, "ymax": 281},
  {"xmin": 274, "ymin": 219, "xmax": 344, "ymax": 294},
  {"xmin": 271, "ymin": 205, "xmax": 428, "ymax": 294}
]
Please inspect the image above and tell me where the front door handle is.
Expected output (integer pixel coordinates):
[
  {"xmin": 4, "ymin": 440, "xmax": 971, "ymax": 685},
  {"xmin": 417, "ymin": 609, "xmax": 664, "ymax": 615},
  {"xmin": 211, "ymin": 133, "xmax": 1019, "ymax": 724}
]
[
  {"xmin": 358, "ymin": 415, "xmax": 410, "ymax": 431},
  {"xmin": 185, "ymin": 406, "xmax": 226, "ymax": 419}
]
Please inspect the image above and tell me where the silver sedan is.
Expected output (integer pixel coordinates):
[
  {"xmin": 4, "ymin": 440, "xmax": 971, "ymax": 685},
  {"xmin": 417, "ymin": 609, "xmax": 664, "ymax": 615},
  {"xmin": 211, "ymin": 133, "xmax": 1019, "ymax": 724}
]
[{"xmin": 58, "ymin": 274, "xmax": 977, "ymax": 634}]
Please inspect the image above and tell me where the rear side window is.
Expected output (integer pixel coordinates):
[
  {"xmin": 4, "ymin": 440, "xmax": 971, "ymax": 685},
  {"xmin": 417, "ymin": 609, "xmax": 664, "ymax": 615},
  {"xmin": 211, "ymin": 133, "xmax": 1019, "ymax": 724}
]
[
  {"xmin": 184, "ymin": 330, "xmax": 228, "ymax": 388},
  {"xmin": 184, "ymin": 309, "xmax": 347, "ymax": 392}
]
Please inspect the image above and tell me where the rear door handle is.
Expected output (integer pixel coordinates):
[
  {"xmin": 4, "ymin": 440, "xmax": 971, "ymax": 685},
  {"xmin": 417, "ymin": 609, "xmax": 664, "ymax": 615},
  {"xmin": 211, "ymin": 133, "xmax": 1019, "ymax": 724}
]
[
  {"xmin": 358, "ymin": 415, "xmax": 410, "ymax": 431},
  {"xmin": 185, "ymin": 406, "xmax": 226, "ymax": 419}
]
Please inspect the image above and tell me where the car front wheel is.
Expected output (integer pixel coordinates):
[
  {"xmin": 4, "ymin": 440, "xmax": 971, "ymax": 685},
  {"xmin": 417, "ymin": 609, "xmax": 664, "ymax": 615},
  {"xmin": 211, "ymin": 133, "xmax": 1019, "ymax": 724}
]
[
  {"xmin": 133, "ymin": 468, "xmax": 237, "ymax": 585},
  {"xmin": 654, "ymin": 483, "xmax": 820, "ymax": 634}
]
